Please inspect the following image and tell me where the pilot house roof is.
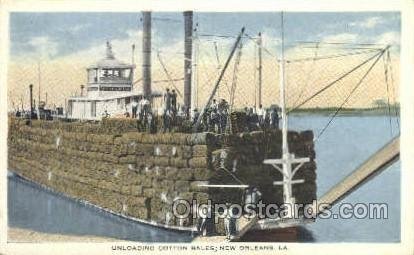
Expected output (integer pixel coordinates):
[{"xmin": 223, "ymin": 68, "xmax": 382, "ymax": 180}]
[{"xmin": 88, "ymin": 41, "xmax": 135, "ymax": 69}]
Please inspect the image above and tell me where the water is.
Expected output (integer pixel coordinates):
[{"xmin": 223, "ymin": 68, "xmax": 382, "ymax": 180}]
[
  {"xmin": 8, "ymin": 176, "xmax": 192, "ymax": 242},
  {"xmin": 289, "ymin": 114, "xmax": 400, "ymax": 242},
  {"xmin": 8, "ymin": 115, "xmax": 400, "ymax": 242}
]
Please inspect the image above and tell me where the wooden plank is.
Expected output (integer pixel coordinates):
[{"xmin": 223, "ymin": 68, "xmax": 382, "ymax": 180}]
[
  {"xmin": 231, "ymin": 216, "xmax": 259, "ymax": 241},
  {"xmin": 313, "ymin": 136, "xmax": 400, "ymax": 215},
  {"xmin": 195, "ymin": 136, "xmax": 400, "ymax": 241},
  {"xmin": 197, "ymin": 184, "xmax": 249, "ymax": 188}
]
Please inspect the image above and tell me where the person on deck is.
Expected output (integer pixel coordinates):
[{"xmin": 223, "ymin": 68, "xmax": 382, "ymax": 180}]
[
  {"xmin": 164, "ymin": 88, "xmax": 172, "ymax": 114},
  {"xmin": 171, "ymin": 89, "xmax": 178, "ymax": 117},
  {"xmin": 211, "ymin": 99, "xmax": 218, "ymax": 112},
  {"xmin": 102, "ymin": 110, "xmax": 110, "ymax": 119},
  {"xmin": 210, "ymin": 108, "xmax": 219, "ymax": 132},
  {"xmin": 139, "ymin": 96, "xmax": 150, "ymax": 123},
  {"xmin": 131, "ymin": 99, "xmax": 138, "ymax": 118},
  {"xmin": 270, "ymin": 107, "xmax": 279, "ymax": 129},
  {"xmin": 218, "ymin": 99, "xmax": 229, "ymax": 133},
  {"xmin": 15, "ymin": 109, "xmax": 21, "ymax": 118},
  {"xmin": 192, "ymin": 108, "xmax": 200, "ymax": 126},
  {"xmin": 247, "ymin": 107, "xmax": 258, "ymax": 131},
  {"xmin": 257, "ymin": 104, "xmax": 266, "ymax": 128},
  {"xmin": 163, "ymin": 109, "xmax": 172, "ymax": 133}
]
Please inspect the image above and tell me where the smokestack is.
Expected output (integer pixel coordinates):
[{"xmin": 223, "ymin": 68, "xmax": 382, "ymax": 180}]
[
  {"xmin": 142, "ymin": 11, "xmax": 152, "ymax": 98},
  {"xmin": 29, "ymin": 84, "xmax": 33, "ymax": 122},
  {"xmin": 183, "ymin": 11, "xmax": 193, "ymax": 114}
]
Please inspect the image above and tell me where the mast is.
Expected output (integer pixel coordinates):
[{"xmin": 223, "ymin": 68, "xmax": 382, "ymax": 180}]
[
  {"xmin": 263, "ymin": 12, "xmax": 309, "ymax": 218},
  {"xmin": 279, "ymin": 13, "xmax": 292, "ymax": 204},
  {"xmin": 184, "ymin": 11, "xmax": 193, "ymax": 116},
  {"xmin": 258, "ymin": 32, "xmax": 263, "ymax": 106},
  {"xmin": 131, "ymin": 44, "xmax": 135, "ymax": 91},
  {"xmin": 190, "ymin": 22, "xmax": 199, "ymax": 114}
]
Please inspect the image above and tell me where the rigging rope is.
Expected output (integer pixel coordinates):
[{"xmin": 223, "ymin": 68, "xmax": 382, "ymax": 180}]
[
  {"xmin": 315, "ymin": 48, "xmax": 387, "ymax": 140},
  {"xmin": 213, "ymin": 41, "xmax": 231, "ymax": 96},
  {"xmin": 227, "ymin": 40, "xmax": 244, "ymax": 134},
  {"xmin": 382, "ymin": 51, "xmax": 393, "ymax": 137},
  {"xmin": 287, "ymin": 48, "xmax": 381, "ymax": 63},
  {"xmin": 229, "ymin": 40, "xmax": 244, "ymax": 112},
  {"xmin": 290, "ymin": 42, "xmax": 320, "ymax": 109},
  {"xmin": 296, "ymin": 41, "xmax": 388, "ymax": 47},
  {"xmin": 198, "ymin": 45, "xmax": 221, "ymax": 92},
  {"xmin": 156, "ymin": 51, "xmax": 183, "ymax": 98},
  {"xmin": 244, "ymin": 32, "xmax": 276, "ymax": 57},
  {"xmin": 288, "ymin": 49, "xmax": 383, "ymax": 113},
  {"xmin": 386, "ymin": 50, "xmax": 400, "ymax": 129},
  {"xmin": 220, "ymin": 165, "xmax": 246, "ymax": 186},
  {"xmin": 253, "ymin": 39, "xmax": 258, "ymax": 108}
]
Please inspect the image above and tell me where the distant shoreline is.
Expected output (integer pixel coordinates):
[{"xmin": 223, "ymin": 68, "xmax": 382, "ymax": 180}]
[{"xmin": 288, "ymin": 107, "xmax": 400, "ymax": 117}]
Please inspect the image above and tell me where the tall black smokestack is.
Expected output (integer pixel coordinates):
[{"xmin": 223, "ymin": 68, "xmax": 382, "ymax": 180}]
[
  {"xmin": 183, "ymin": 11, "xmax": 193, "ymax": 114},
  {"xmin": 29, "ymin": 84, "xmax": 33, "ymax": 124},
  {"xmin": 142, "ymin": 11, "xmax": 152, "ymax": 98}
]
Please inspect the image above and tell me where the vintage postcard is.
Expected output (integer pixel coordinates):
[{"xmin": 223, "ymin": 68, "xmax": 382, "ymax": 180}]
[{"xmin": 0, "ymin": 0, "xmax": 413, "ymax": 254}]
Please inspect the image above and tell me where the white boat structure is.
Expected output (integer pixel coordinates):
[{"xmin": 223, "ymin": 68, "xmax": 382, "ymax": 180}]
[{"xmin": 67, "ymin": 42, "xmax": 162, "ymax": 120}]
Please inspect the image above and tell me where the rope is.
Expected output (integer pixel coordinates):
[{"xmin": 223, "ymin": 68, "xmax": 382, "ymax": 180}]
[
  {"xmin": 287, "ymin": 48, "xmax": 381, "ymax": 63},
  {"xmin": 386, "ymin": 50, "xmax": 400, "ymax": 129},
  {"xmin": 382, "ymin": 52, "xmax": 393, "ymax": 137},
  {"xmin": 253, "ymin": 40, "xmax": 258, "ymax": 108},
  {"xmin": 156, "ymin": 51, "xmax": 183, "ymax": 98},
  {"xmin": 288, "ymin": 50, "xmax": 383, "ymax": 113},
  {"xmin": 229, "ymin": 41, "xmax": 244, "ymax": 112},
  {"xmin": 244, "ymin": 32, "xmax": 276, "ymax": 57},
  {"xmin": 220, "ymin": 166, "xmax": 246, "ymax": 186},
  {"xmin": 227, "ymin": 41, "xmax": 244, "ymax": 134},
  {"xmin": 299, "ymin": 45, "xmax": 384, "ymax": 51},
  {"xmin": 133, "ymin": 77, "xmax": 184, "ymax": 85},
  {"xmin": 197, "ymin": 45, "xmax": 221, "ymax": 93},
  {"xmin": 315, "ymin": 49, "xmax": 386, "ymax": 140},
  {"xmin": 295, "ymin": 41, "xmax": 388, "ymax": 47},
  {"xmin": 213, "ymin": 41, "xmax": 231, "ymax": 96},
  {"xmin": 290, "ymin": 42, "xmax": 320, "ymax": 109}
]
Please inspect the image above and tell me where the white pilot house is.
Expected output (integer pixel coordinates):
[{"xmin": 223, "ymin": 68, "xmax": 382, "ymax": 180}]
[{"xmin": 67, "ymin": 42, "xmax": 161, "ymax": 120}]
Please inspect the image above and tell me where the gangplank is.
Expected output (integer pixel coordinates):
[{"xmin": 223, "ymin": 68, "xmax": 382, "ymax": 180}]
[
  {"xmin": 311, "ymin": 135, "xmax": 400, "ymax": 215},
  {"xmin": 229, "ymin": 135, "xmax": 401, "ymax": 242}
]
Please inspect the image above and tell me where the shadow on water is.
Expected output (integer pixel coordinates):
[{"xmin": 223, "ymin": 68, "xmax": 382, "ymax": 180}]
[
  {"xmin": 296, "ymin": 227, "xmax": 315, "ymax": 242},
  {"xmin": 8, "ymin": 174, "xmax": 193, "ymax": 242},
  {"xmin": 238, "ymin": 227, "xmax": 315, "ymax": 242}
]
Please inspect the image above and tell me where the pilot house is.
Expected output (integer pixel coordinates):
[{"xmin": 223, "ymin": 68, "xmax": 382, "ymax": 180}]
[{"xmin": 67, "ymin": 42, "xmax": 161, "ymax": 120}]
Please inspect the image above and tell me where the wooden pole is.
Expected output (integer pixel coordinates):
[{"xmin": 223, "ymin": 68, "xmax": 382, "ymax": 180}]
[
  {"xmin": 193, "ymin": 27, "xmax": 245, "ymax": 131},
  {"xmin": 258, "ymin": 32, "xmax": 263, "ymax": 106},
  {"xmin": 184, "ymin": 11, "xmax": 193, "ymax": 116},
  {"xmin": 190, "ymin": 23, "xmax": 199, "ymax": 113}
]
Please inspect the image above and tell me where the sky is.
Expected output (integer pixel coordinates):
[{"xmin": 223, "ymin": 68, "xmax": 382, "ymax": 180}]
[
  {"xmin": 10, "ymin": 12, "xmax": 400, "ymax": 60},
  {"xmin": 7, "ymin": 12, "xmax": 401, "ymax": 109}
]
